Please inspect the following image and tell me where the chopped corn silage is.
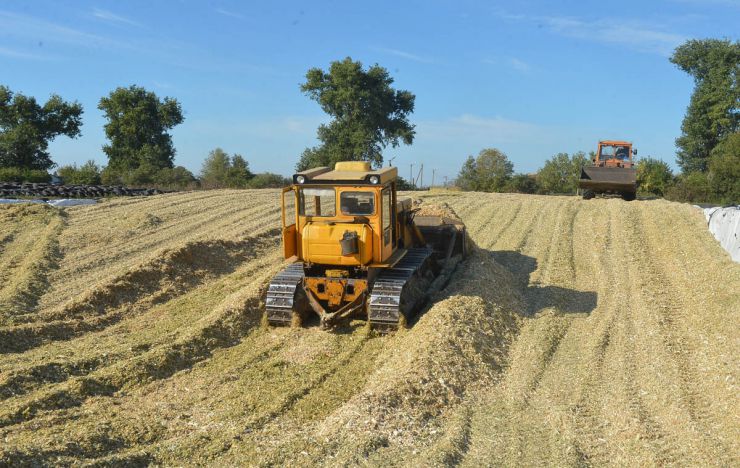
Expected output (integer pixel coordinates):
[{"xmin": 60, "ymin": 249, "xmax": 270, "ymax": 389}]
[{"xmin": 0, "ymin": 191, "xmax": 737, "ymax": 466}]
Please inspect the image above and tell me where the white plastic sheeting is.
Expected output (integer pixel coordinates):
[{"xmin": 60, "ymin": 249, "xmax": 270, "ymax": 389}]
[
  {"xmin": 0, "ymin": 198, "xmax": 98, "ymax": 207},
  {"xmin": 701, "ymin": 206, "xmax": 740, "ymax": 263}
]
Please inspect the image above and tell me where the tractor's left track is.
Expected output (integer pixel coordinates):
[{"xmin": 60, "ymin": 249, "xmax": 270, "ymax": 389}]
[{"xmin": 265, "ymin": 262, "xmax": 305, "ymax": 326}]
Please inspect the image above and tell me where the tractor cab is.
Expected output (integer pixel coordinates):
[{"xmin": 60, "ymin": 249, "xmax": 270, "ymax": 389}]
[
  {"xmin": 595, "ymin": 140, "xmax": 636, "ymax": 168},
  {"xmin": 280, "ymin": 161, "xmax": 401, "ymax": 268}
]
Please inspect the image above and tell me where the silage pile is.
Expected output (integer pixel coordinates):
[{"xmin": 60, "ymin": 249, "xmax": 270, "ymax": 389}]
[
  {"xmin": 300, "ymin": 246, "xmax": 524, "ymax": 464},
  {"xmin": 1, "ymin": 191, "xmax": 738, "ymax": 466}
]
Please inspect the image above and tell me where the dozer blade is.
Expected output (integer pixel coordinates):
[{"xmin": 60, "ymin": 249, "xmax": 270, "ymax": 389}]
[
  {"xmin": 578, "ymin": 166, "xmax": 637, "ymax": 193},
  {"xmin": 414, "ymin": 216, "xmax": 467, "ymax": 260}
]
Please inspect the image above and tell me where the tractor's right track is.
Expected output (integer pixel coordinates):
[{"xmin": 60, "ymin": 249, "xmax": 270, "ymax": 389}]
[{"xmin": 368, "ymin": 248, "xmax": 435, "ymax": 331}]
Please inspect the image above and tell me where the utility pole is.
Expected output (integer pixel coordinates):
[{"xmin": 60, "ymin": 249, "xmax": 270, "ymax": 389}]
[
  {"xmin": 388, "ymin": 156, "xmax": 396, "ymax": 167},
  {"xmin": 431, "ymin": 169, "xmax": 435, "ymax": 188},
  {"xmin": 410, "ymin": 164, "xmax": 413, "ymax": 186},
  {"xmin": 419, "ymin": 164, "xmax": 424, "ymax": 189},
  {"xmin": 444, "ymin": 176, "xmax": 448, "ymax": 187}
]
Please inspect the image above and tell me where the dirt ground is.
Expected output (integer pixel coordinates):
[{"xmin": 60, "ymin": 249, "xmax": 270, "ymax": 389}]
[{"xmin": 0, "ymin": 190, "xmax": 737, "ymax": 466}]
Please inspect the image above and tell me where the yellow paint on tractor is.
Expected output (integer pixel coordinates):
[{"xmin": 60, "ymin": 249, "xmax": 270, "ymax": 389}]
[{"xmin": 266, "ymin": 161, "xmax": 467, "ymax": 329}]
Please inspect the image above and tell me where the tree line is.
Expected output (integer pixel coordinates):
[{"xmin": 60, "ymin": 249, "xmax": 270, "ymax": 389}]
[{"xmin": 0, "ymin": 85, "xmax": 288, "ymax": 189}]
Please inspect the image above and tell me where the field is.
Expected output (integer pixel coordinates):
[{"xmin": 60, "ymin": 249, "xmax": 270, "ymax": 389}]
[{"xmin": 0, "ymin": 190, "xmax": 738, "ymax": 466}]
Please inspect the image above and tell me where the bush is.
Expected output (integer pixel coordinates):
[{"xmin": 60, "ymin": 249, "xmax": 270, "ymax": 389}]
[
  {"xmin": 101, "ymin": 164, "xmax": 197, "ymax": 190},
  {"xmin": 200, "ymin": 148, "xmax": 254, "ymax": 189},
  {"xmin": 57, "ymin": 160, "xmax": 102, "ymax": 185},
  {"xmin": 247, "ymin": 173, "xmax": 290, "ymax": 189},
  {"xmin": 0, "ymin": 167, "xmax": 51, "ymax": 183},
  {"xmin": 396, "ymin": 175, "xmax": 416, "ymax": 191},
  {"xmin": 153, "ymin": 166, "xmax": 199, "ymax": 190},
  {"xmin": 636, "ymin": 158, "xmax": 674, "ymax": 197},
  {"xmin": 536, "ymin": 152, "xmax": 588, "ymax": 194},
  {"xmin": 455, "ymin": 148, "xmax": 514, "ymax": 192},
  {"xmin": 665, "ymin": 171, "xmax": 711, "ymax": 203},
  {"xmin": 505, "ymin": 173, "xmax": 539, "ymax": 194}
]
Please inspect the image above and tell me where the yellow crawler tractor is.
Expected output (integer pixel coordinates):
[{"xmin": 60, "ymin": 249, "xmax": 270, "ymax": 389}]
[{"xmin": 266, "ymin": 161, "xmax": 466, "ymax": 330}]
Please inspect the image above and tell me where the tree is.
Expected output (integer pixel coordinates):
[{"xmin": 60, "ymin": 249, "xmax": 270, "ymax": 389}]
[
  {"xmin": 671, "ymin": 39, "xmax": 740, "ymax": 173},
  {"xmin": 98, "ymin": 85, "xmax": 183, "ymax": 172},
  {"xmin": 455, "ymin": 148, "xmax": 514, "ymax": 192},
  {"xmin": 200, "ymin": 148, "xmax": 230, "ymax": 187},
  {"xmin": 247, "ymin": 173, "xmax": 291, "ymax": 189},
  {"xmin": 0, "ymin": 85, "xmax": 83, "ymax": 170},
  {"xmin": 665, "ymin": 171, "xmax": 711, "ymax": 203},
  {"xmin": 455, "ymin": 156, "xmax": 478, "ymax": 191},
  {"xmin": 153, "ymin": 166, "xmax": 198, "ymax": 189},
  {"xmin": 536, "ymin": 151, "xmax": 588, "ymax": 194},
  {"xmin": 708, "ymin": 132, "xmax": 740, "ymax": 204},
  {"xmin": 297, "ymin": 57, "xmax": 415, "ymax": 170},
  {"xmin": 200, "ymin": 148, "xmax": 254, "ymax": 188},
  {"xmin": 505, "ymin": 173, "xmax": 539, "ymax": 194},
  {"xmin": 225, "ymin": 155, "xmax": 254, "ymax": 188},
  {"xmin": 636, "ymin": 158, "xmax": 674, "ymax": 197},
  {"xmin": 58, "ymin": 160, "xmax": 102, "ymax": 185}
]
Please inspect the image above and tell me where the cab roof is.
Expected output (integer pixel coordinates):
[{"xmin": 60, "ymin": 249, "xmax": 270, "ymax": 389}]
[
  {"xmin": 599, "ymin": 140, "xmax": 632, "ymax": 146},
  {"xmin": 293, "ymin": 161, "xmax": 398, "ymax": 186}
]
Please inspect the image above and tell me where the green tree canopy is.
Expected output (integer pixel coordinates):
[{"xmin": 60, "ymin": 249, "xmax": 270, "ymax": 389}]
[
  {"xmin": 455, "ymin": 148, "xmax": 514, "ymax": 192},
  {"xmin": 98, "ymin": 85, "xmax": 183, "ymax": 172},
  {"xmin": 636, "ymin": 157, "xmax": 674, "ymax": 196},
  {"xmin": 707, "ymin": 132, "xmax": 740, "ymax": 204},
  {"xmin": 0, "ymin": 85, "xmax": 83, "ymax": 170},
  {"xmin": 297, "ymin": 57, "xmax": 415, "ymax": 170},
  {"xmin": 200, "ymin": 148, "xmax": 254, "ymax": 188},
  {"xmin": 536, "ymin": 151, "xmax": 589, "ymax": 194},
  {"xmin": 671, "ymin": 39, "xmax": 740, "ymax": 173},
  {"xmin": 505, "ymin": 173, "xmax": 539, "ymax": 194},
  {"xmin": 247, "ymin": 172, "xmax": 290, "ymax": 189},
  {"xmin": 58, "ymin": 160, "xmax": 102, "ymax": 185}
]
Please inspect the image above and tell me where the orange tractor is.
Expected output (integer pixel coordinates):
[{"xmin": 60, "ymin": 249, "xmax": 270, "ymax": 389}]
[{"xmin": 578, "ymin": 140, "xmax": 638, "ymax": 201}]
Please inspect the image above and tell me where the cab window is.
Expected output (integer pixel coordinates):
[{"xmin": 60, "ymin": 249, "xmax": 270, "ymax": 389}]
[
  {"xmin": 299, "ymin": 188, "xmax": 335, "ymax": 216},
  {"xmin": 382, "ymin": 187, "xmax": 392, "ymax": 244},
  {"xmin": 282, "ymin": 189, "xmax": 296, "ymax": 227},
  {"xmin": 599, "ymin": 145, "xmax": 615, "ymax": 159},
  {"xmin": 340, "ymin": 192, "xmax": 375, "ymax": 215}
]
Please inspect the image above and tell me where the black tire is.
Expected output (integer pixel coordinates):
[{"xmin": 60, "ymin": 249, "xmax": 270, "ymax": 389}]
[
  {"xmin": 621, "ymin": 192, "xmax": 636, "ymax": 201},
  {"xmin": 582, "ymin": 190, "xmax": 595, "ymax": 200}
]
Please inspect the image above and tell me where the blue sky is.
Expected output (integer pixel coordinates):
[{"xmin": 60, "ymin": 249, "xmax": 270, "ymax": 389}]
[{"xmin": 1, "ymin": 1, "xmax": 738, "ymax": 181}]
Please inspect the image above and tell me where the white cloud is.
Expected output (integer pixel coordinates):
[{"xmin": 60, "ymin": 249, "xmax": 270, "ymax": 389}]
[
  {"xmin": 215, "ymin": 8, "xmax": 245, "ymax": 19},
  {"xmin": 540, "ymin": 15, "xmax": 685, "ymax": 56},
  {"xmin": 91, "ymin": 8, "xmax": 142, "ymax": 27},
  {"xmin": 509, "ymin": 57, "xmax": 531, "ymax": 72},
  {"xmin": 0, "ymin": 45, "xmax": 49, "ymax": 60},
  {"xmin": 371, "ymin": 47, "xmax": 435, "ymax": 64},
  {"xmin": 482, "ymin": 57, "xmax": 531, "ymax": 72},
  {"xmin": 494, "ymin": 11, "xmax": 686, "ymax": 56},
  {"xmin": 0, "ymin": 10, "xmax": 120, "ymax": 48}
]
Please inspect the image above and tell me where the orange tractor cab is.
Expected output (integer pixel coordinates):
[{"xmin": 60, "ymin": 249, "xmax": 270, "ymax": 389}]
[{"xmin": 578, "ymin": 140, "xmax": 638, "ymax": 200}]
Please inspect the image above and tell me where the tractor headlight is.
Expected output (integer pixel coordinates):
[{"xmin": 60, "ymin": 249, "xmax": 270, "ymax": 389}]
[
  {"xmin": 296, "ymin": 175, "xmax": 306, "ymax": 184},
  {"xmin": 369, "ymin": 175, "xmax": 380, "ymax": 184}
]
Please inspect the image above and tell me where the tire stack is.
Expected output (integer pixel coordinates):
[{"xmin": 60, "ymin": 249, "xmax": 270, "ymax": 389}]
[{"xmin": 0, "ymin": 182, "xmax": 165, "ymax": 198}]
